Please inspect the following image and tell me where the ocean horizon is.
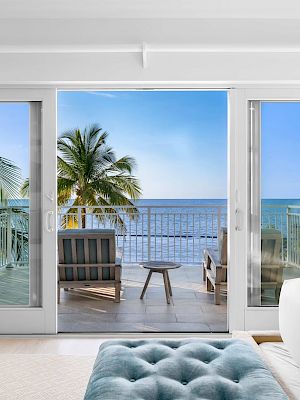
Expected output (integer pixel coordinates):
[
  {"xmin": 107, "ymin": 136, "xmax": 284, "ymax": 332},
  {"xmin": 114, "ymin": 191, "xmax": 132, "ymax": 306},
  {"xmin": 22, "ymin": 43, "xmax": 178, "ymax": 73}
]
[
  {"xmin": 6, "ymin": 198, "xmax": 299, "ymax": 263},
  {"xmin": 7, "ymin": 198, "xmax": 300, "ymax": 207}
]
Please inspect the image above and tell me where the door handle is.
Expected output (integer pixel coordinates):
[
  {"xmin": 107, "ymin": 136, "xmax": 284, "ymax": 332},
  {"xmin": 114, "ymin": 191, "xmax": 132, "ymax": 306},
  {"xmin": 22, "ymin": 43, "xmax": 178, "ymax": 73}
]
[
  {"xmin": 235, "ymin": 208, "xmax": 243, "ymax": 231},
  {"xmin": 46, "ymin": 192, "xmax": 54, "ymax": 202},
  {"xmin": 46, "ymin": 210, "xmax": 54, "ymax": 232}
]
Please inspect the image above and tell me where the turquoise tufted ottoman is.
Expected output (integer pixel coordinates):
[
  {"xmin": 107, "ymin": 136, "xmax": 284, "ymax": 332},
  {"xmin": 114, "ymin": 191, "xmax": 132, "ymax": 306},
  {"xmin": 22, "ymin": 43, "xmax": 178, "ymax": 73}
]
[{"xmin": 84, "ymin": 339, "xmax": 288, "ymax": 400}]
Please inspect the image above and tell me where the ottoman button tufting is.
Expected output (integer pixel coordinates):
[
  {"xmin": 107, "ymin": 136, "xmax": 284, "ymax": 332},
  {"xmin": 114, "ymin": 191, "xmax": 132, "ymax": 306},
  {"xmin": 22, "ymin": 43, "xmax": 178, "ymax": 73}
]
[{"xmin": 84, "ymin": 340, "xmax": 289, "ymax": 399}]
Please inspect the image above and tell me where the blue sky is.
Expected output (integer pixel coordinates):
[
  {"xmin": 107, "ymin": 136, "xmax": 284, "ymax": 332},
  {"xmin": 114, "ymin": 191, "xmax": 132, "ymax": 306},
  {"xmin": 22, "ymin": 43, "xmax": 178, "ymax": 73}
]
[
  {"xmin": 262, "ymin": 102, "xmax": 300, "ymax": 199},
  {"xmin": 57, "ymin": 91, "xmax": 228, "ymax": 198},
  {"xmin": 0, "ymin": 94, "xmax": 299, "ymax": 199},
  {"xmin": 0, "ymin": 103, "xmax": 29, "ymax": 178}
]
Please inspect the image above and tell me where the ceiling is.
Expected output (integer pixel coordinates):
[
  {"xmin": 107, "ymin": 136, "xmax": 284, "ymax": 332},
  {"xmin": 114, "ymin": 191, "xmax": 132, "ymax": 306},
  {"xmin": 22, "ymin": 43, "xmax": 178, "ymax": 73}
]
[
  {"xmin": 0, "ymin": 1, "xmax": 300, "ymax": 53},
  {"xmin": 0, "ymin": 18, "xmax": 299, "ymax": 51},
  {"xmin": 0, "ymin": 0, "xmax": 300, "ymax": 19}
]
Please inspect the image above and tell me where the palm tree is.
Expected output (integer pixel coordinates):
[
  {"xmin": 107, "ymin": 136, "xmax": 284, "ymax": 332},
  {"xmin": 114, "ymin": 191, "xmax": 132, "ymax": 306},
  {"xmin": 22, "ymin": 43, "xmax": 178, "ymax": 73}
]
[
  {"xmin": 0, "ymin": 157, "xmax": 22, "ymax": 204},
  {"xmin": 21, "ymin": 124, "xmax": 142, "ymax": 228},
  {"xmin": 58, "ymin": 124, "xmax": 141, "ymax": 228}
]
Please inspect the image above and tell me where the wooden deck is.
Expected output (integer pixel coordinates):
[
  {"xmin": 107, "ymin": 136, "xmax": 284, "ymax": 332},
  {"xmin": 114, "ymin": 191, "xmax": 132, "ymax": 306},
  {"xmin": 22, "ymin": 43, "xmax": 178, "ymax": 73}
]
[{"xmin": 0, "ymin": 266, "xmax": 29, "ymax": 305}]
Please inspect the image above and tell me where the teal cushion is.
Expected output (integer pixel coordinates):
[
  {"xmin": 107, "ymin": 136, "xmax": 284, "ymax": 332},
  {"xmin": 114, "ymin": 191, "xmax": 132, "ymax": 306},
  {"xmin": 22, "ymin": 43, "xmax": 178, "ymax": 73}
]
[{"xmin": 84, "ymin": 339, "xmax": 287, "ymax": 400}]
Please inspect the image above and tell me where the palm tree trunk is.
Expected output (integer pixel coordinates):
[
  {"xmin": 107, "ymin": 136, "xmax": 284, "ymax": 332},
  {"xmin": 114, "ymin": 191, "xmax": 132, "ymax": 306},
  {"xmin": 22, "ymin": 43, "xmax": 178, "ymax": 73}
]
[{"xmin": 81, "ymin": 207, "xmax": 86, "ymax": 229}]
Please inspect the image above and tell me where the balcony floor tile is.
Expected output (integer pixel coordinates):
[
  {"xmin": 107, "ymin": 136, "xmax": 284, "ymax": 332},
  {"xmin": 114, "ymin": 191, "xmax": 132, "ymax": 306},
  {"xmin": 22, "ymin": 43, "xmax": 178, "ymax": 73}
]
[{"xmin": 58, "ymin": 264, "xmax": 228, "ymax": 333}]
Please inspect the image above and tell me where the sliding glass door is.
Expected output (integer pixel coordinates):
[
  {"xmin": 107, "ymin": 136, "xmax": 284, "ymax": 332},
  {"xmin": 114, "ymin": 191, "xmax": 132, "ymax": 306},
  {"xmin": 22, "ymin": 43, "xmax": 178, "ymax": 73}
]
[
  {"xmin": 249, "ymin": 100, "xmax": 300, "ymax": 308},
  {"xmin": 230, "ymin": 89, "xmax": 300, "ymax": 331},
  {"xmin": 0, "ymin": 89, "xmax": 56, "ymax": 334}
]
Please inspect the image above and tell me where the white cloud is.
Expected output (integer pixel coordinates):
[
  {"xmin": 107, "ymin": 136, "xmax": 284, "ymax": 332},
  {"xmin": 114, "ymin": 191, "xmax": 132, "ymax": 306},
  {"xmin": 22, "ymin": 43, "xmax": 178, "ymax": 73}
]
[{"xmin": 87, "ymin": 91, "xmax": 117, "ymax": 99}]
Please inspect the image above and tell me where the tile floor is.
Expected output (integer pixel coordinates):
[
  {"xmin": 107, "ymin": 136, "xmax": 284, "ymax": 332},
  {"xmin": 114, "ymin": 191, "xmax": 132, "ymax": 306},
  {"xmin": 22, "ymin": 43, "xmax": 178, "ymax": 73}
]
[{"xmin": 58, "ymin": 264, "xmax": 228, "ymax": 333}]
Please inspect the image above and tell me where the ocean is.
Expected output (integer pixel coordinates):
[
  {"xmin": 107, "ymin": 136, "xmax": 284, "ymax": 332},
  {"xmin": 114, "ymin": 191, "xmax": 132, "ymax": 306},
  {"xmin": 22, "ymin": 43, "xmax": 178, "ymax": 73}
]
[
  {"xmin": 9, "ymin": 198, "xmax": 300, "ymax": 264},
  {"xmin": 68, "ymin": 198, "xmax": 300, "ymax": 264}
]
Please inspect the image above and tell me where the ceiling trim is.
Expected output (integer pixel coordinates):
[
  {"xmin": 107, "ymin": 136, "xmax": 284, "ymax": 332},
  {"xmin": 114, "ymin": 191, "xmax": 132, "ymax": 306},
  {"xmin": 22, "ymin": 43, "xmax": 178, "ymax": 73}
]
[{"xmin": 2, "ymin": 44, "xmax": 300, "ymax": 54}]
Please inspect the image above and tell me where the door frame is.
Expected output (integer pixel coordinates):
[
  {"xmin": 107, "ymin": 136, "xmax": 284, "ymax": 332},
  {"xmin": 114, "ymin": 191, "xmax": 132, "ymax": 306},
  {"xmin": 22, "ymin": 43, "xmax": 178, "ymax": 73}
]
[
  {"xmin": 0, "ymin": 85, "xmax": 263, "ymax": 334},
  {"xmin": 0, "ymin": 88, "xmax": 57, "ymax": 334},
  {"xmin": 229, "ymin": 88, "xmax": 300, "ymax": 331}
]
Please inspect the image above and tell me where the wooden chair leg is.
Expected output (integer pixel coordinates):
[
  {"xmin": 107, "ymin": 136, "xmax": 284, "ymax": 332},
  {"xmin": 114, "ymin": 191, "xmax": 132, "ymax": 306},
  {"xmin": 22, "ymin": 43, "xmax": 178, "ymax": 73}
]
[
  {"xmin": 206, "ymin": 277, "xmax": 213, "ymax": 292},
  {"xmin": 203, "ymin": 263, "xmax": 207, "ymax": 281},
  {"xmin": 140, "ymin": 270, "xmax": 152, "ymax": 300},
  {"xmin": 166, "ymin": 271, "xmax": 172, "ymax": 297},
  {"xmin": 163, "ymin": 271, "xmax": 171, "ymax": 304},
  {"xmin": 57, "ymin": 287, "xmax": 60, "ymax": 304},
  {"xmin": 114, "ymin": 282, "xmax": 121, "ymax": 303},
  {"xmin": 215, "ymin": 284, "xmax": 221, "ymax": 305}
]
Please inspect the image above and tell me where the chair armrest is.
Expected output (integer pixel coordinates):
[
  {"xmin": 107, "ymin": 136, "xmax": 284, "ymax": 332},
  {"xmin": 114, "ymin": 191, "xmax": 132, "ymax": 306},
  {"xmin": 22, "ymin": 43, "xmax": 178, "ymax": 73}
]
[
  {"xmin": 261, "ymin": 264, "xmax": 284, "ymax": 269},
  {"xmin": 204, "ymin": 248, "xmax": 227, "ymax": 283},
  {"xmin": 204, "ymin": 248, "xmax": 222, "ymax": 268},
  {"xmin": 116, "ymin": 247, "xmax": 123, "ymax": 267}
]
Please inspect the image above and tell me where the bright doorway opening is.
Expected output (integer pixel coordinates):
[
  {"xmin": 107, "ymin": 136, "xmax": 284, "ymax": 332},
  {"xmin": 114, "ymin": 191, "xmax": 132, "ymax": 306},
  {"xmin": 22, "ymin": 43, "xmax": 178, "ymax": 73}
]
[{"xmin": 56, "ymin": 90, "xmax": 228, "ymax": 333}]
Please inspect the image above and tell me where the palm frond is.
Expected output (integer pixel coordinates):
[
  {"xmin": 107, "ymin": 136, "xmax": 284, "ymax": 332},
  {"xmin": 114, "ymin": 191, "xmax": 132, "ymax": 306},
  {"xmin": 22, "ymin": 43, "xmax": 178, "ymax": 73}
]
[
  {"xmin": 0, "ymin": 157, "xmax": 22, "ymax": 203},
  {"xmin": 57, "ymin": 177, "xmax": 75, "ymax": 205},
  {"xmin": 21, "ymin": 178, "xmax": 29, "ymax": 198},
  {"xmin": 109, "ymin": 156, "xmax": 137, "ymax": 174}
]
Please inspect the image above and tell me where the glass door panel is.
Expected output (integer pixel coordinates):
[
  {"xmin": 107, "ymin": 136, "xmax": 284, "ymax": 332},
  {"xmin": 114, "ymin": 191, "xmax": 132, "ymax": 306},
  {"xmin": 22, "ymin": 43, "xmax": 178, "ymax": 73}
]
[
  {"xmin": 249, "ymin": 101, "xmax": 300, "ymax": 307},
  {"xmin": 0, "ymin": 102, "xmax": 41, "ymax": 307},
  {"xmin": 0, "ymin": 89, "xmax": 57, "ymax": 334}
]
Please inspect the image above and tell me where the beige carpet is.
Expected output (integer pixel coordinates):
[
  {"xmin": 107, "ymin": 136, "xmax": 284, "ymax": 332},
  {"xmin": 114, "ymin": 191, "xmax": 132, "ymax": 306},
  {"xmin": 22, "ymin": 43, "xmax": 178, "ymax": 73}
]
[{"xmin": 0, "ymin": 354, "xmax": 95, "ymax": 399}]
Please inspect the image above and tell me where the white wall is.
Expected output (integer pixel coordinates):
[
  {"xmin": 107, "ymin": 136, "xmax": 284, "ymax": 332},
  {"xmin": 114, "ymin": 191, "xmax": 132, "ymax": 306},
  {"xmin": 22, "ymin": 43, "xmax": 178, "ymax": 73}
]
[{"xmin": 0, "ymin": 17, "xmax": 300, "ymax": 86}]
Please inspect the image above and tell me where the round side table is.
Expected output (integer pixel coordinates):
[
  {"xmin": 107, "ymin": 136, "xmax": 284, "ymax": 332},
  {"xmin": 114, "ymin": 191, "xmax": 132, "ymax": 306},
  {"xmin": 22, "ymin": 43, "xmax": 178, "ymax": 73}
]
[{"xmin": 139, "ymin": 261, "xmax": 182, "ymax": 304}]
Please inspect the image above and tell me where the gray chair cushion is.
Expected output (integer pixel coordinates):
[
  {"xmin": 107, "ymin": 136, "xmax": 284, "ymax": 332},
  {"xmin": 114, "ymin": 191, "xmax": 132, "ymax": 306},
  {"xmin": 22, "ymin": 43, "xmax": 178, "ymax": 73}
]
[
  {"xmin": 58, "ymin": 229, "xmax": 115, "ymax": 281},
  {"xmin": 84, "ymin": 339, "xmax": 287, "ymax": 400}
]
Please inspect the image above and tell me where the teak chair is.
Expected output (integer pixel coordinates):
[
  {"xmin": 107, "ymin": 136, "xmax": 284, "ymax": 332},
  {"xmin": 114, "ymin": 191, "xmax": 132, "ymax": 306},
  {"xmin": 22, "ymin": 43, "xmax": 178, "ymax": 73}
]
[
  {"xmin": 203, "ymin": 227, "xmax": 283, "ymax": 304},
  {"xmin": 57, "ymin": 229, "xmax": 122, "ymax": 303}
]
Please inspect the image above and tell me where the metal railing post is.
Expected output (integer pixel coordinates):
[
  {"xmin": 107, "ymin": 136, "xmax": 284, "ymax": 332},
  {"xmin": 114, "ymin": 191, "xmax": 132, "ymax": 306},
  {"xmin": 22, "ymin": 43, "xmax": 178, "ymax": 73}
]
[
  {"xmin": 78, "ymin": 207, "xmax": 82, "ymax": 229},
  {"xmin": 6, "ymin": 208, "xmax": 12, "ymax": 268},
  {"xmin": 147, "ymin": 207, "xmax": 151, "ymax": 261},
  {"xmin": 287, "ymin": 207, "xmax": 290, "ymax": 264},
  {"xmin": 217, "ymin": 206, "xmax": 221, "ymax": 239}
]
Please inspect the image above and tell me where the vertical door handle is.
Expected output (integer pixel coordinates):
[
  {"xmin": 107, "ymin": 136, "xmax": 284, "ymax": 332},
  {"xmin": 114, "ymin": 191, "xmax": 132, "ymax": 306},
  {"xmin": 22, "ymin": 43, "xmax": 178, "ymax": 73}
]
[
  {"xmin": 46, "ymin": 192, "xmax": 54, "ymax": 202},
  {"xmin": 235, "ymin": 208, "xmax": 243, "ymax": 231},
  {"xmin": 46, "ymin": 210, "xmax": 54, "ymax": 232}
]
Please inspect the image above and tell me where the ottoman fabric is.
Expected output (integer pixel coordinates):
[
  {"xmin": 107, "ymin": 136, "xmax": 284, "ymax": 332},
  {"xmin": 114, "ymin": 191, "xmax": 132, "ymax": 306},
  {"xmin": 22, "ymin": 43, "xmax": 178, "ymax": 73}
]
[{"xmin": 84, "ymin": 339, "xmax": 288, "ymax": 400}]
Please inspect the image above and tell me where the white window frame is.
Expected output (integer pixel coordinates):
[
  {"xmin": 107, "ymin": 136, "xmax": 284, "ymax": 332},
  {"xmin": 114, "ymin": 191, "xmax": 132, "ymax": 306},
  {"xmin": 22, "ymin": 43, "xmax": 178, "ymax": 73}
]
[{"xmin": 0, "ymin": 88, "xmax": 57, "ymax": 334}]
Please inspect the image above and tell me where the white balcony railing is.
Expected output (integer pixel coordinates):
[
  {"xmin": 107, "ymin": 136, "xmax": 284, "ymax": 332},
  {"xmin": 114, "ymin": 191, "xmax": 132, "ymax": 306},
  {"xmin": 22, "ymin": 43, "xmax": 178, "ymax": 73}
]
[
  {"xmin": 0, "ymin": 203, "xmax": 297, "ymax": 268},
  {"xmin": 0, "ymin": 206, "xmax": 29, "ymax": 268},
  {"xmin": 57, "ymin": 204, "xmax": 292, "ymax": 264},
  {"xmin": 287, "ymin": 206, "xmax": 300, "ymax": 266},
  {"xmin": 58, "ymin": 205, "xmax": 227, "ymax": 264}
]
